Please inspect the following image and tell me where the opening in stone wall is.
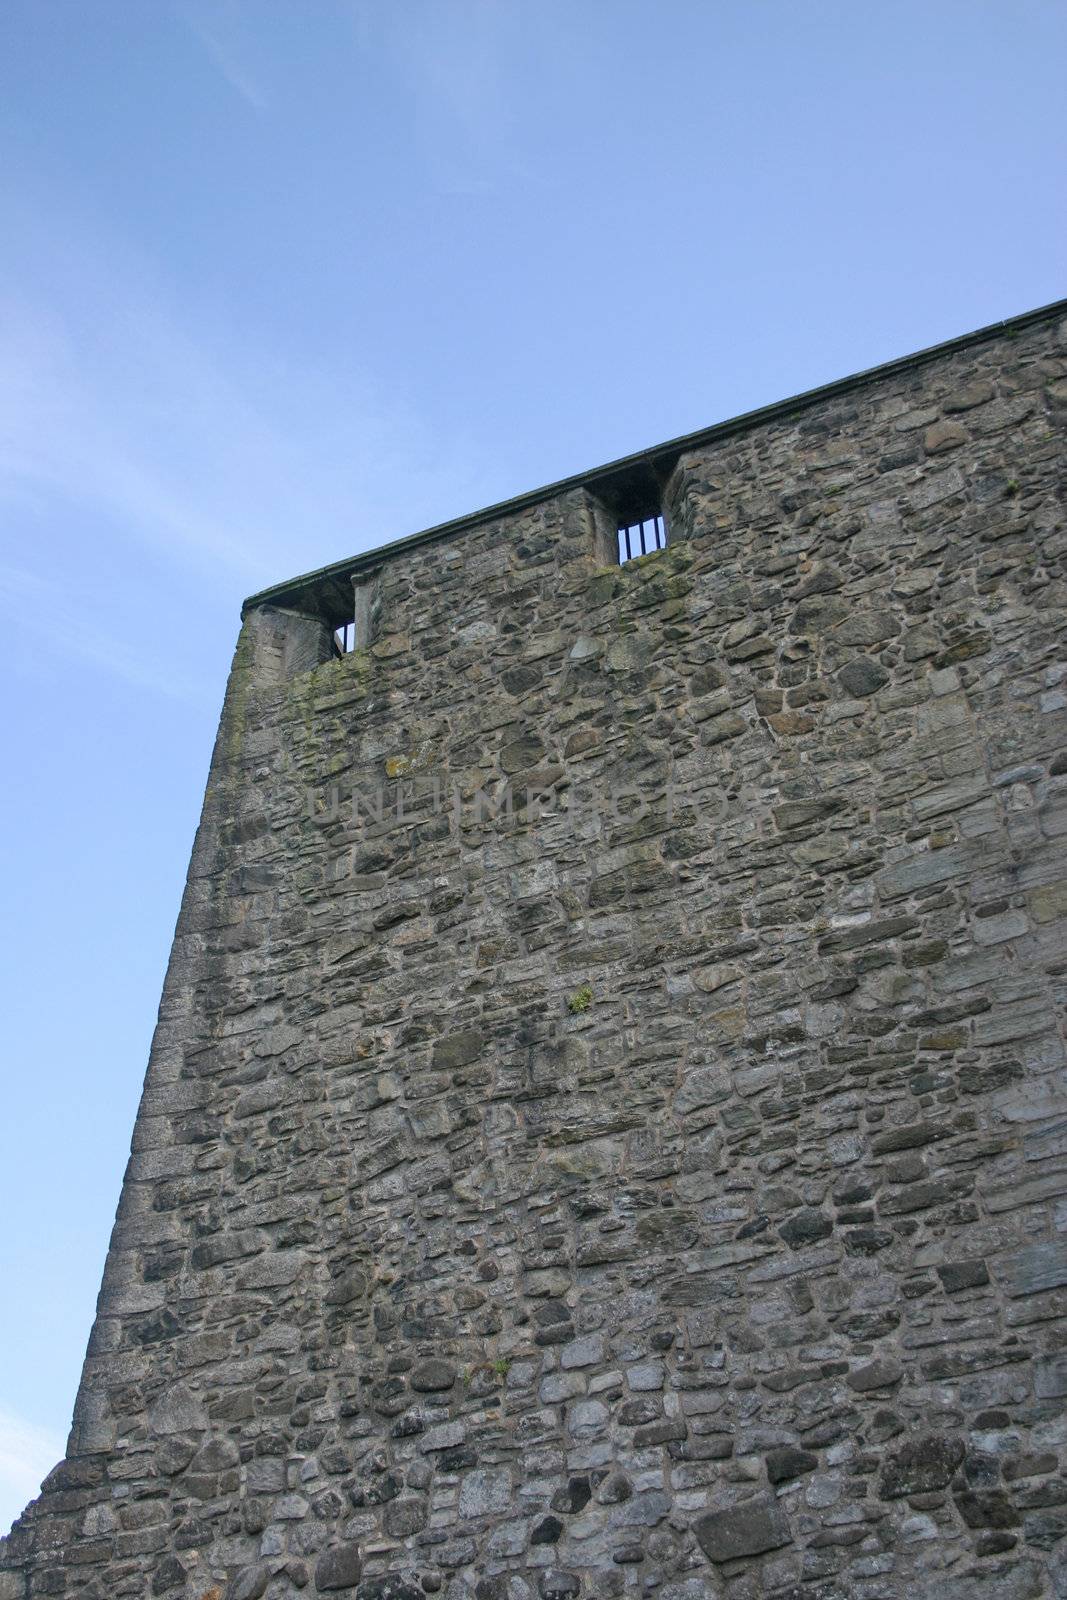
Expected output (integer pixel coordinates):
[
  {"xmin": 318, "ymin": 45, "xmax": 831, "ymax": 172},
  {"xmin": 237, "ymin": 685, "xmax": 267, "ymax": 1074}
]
[
  {"xmin": 617, "ymin": 512, "xmax": 667, "ymax": 563},
  {"xmin": 333, "ymin": 575, "xmax": 380, "ymax": 656}
]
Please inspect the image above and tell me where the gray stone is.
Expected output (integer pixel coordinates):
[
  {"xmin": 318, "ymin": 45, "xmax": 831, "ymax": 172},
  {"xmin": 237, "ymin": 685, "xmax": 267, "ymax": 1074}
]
[
  {"xmin": 766, "ymin": 1446, "xmax": 817, "ymax": 1482},
  {"xmin": 325, "ymin": 1267, "xmax": 369, "ymax": 1305},
  {"xmin": 778, "ymin": 1209, "xmax": 832, "ymax": 1248},
  {"xmin": 419, "ymin": 1420, "xmax": 465, "ymax": 1452},
  {"xmin": 459, "ymin": 1468, "xmax": 512, "ymax": 1518},
  {"xmin": 314, "ymin": 1541, "xmax": 362, "ymax": 1591},
  {"xmin": 188, "ymin": 1436, "xmax": 240, "ymax": 1473},
  {"xmin": 152, "ymin": 1555, "xmax": 187, "ymax": 1594},
  {"xmin": 409, "ymin": 1358, "xmax": 456, "ymax": 1391},
  {"xmin": 1000, "ymin": 1240, "xmax": 1067, "ymax": 1297},
  {"xmin": 147, "ymin": 1384, "xmax": 207, "ymax": 1436},
  {"xmin": 939, "ymin": 1560, "xmax": 1044, "ymax": 1600},
  {"xmin": 1034, "ymin": 1354, "xmax": 1067, "ymax": 1398},
  {"xmin": 432, "ymin": 1029, "xmax": 484, "ymax": 1069},
  {"xmin": 845, "ymin": 1358, "xmax": 902, "ymax": 1391},
  {"xmin": 693, "ymin": 1495, "xmax": 793, "ymax": 1562},
  {"xmin": 560, "ymin": 1334, "xmax": 605, "ymax": 1369},
  {"xmin": 155, "ymin": 1435, "xmax": 196, "ymax": 1475},
  {"xmin": 937, "ymin": 1260, "xmax": 990, "ymax": 1293},
  {"xmin": 225, "ymin": 1567, "xmax": 269, "ymax": 1600},
  {"xmin": 879, "ymin": 1432, "xmax": 965, "ymax": 1498},
  {"xmin": 675, "ymin": 1066, "xmax": 731, "ymax": 1113},
  {"xmin": 501, "ymin": 733, "xmax": 545, "ymax": 774},
  {"xmin": 237, "ymin": 1250, "xmax": 306, "ymax": 1289},
  {"xmin": 382, "ymin": 1498, "xmax": 426, "ymax": 1538},
  {"xmin": 838, "ymin": 657, "xmax": 890, "ymax": 697},
  {"xmin": 834, "ymin": 609, "xmax": 899, "ymax": 645},
  {"xmin": 353, "ymin": 1580, "xmax": 422, "ymax": 1600}
]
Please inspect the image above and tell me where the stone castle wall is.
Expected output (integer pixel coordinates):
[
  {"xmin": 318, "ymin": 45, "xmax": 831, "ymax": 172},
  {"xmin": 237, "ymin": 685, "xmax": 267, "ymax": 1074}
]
[{"xmin": 3, "ymin": 304, "xmax": 1067, "ymax": 1600}]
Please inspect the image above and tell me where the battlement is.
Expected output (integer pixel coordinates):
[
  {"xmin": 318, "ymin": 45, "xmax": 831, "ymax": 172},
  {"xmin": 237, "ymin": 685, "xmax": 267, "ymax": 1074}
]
[{"xmin": 243, "ymin": 294, "xmax": 1067, "ymax": 630}]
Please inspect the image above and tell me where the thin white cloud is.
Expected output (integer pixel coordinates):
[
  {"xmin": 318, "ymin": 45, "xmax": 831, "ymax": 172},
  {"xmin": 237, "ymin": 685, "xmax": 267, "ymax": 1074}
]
[
  {"xmin": 179, "ymin": 3, "xmax": 269, "ymax": 110},
  {"xmin": 349, "ymin": 0, "xmax": 546, "ymax": 196},
  {"xmin": 0, "ymin": 184, "xmax": 478, "ymax": 602},
  {"xmin": 0, "ymin": 566, "xmax": 216, "ymax": 702},
  {"xmin": 0, "ymin": 1406, "xmax": 64, "ymax": 1538},
  {"xmin": 0, "ymin": 290, "xmax": 266, "ymax": 584}
]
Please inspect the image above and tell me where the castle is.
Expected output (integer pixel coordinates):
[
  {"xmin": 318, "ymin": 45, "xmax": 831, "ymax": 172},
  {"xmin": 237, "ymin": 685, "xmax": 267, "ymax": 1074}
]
[{"xmin": 3, "ymin": 299, "xmax": 1066, "ymax": 1599}]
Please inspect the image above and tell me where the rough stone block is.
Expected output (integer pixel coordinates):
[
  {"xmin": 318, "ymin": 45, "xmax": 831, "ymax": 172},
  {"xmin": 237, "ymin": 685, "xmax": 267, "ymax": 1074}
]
[
  {"xmin": 879, "ymin": 1433, "xmax": 965, "ymax": 1498},
  {"xmin": 693, "ymin": 1496, "xmax": 793, "ymax": 1562},
  {"xmin": 314, "ymin": 1542, "xmax": 362, "ymax": 1591}
]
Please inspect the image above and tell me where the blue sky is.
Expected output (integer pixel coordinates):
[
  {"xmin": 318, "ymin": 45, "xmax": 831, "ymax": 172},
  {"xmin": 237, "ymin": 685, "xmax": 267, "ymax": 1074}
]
[{"xmin": 0, "ymin": 0, "xmax": 1064, "ymax": 1532}]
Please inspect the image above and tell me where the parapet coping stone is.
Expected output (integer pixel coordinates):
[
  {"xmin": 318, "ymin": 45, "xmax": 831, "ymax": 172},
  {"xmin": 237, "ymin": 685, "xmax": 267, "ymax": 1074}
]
[{"xmin": 242, "ymin": 294, "xmax": 1067, "ymax": 619}]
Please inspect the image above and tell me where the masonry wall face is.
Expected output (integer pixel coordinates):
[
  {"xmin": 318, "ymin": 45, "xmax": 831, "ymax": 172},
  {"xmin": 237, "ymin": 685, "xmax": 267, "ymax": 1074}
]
[{"xmin": 4, "ymin": 312, "xmax": 1067, "ymax": 1600}]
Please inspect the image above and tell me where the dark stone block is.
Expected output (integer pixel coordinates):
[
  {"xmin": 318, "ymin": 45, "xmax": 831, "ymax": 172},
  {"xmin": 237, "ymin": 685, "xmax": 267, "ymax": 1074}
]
[
  {"xmin": 954, "ymin": 1490, "xmax": 1020, "ymax": 1528},
  {"xmin": 871, "ymin": 1120, "xmax": 942, "ymax": 1154},
  {"xmin": 633, "ymin": 1420, "xmax": 687, "ymax": 1447},
  {"xmin": 409, "ymin": 1359, "xmax": 456, "ymax": 1392},
  {"xmin": 539, "ymin": 1573, "xmax": 580, "ymax": 1598},
  {"xmin": 937, "ymin": 1260, "xmax": 990, "ymax": 1293},
  {"xmin": 846, "ymin": 1358, "xmax": 902, "ymax": 1392},
  {"xmin": 693, "ymin": 1495, "xmax": 793, "ymax": 1562},
  {"xmin": 766, "ymin": 1447, "xmax": 817, "ymax": 1484},
  {"xmin": 618, "ymin": 1399, "xmax": 659, "ymax": 1427},
  {"xmin": 976, "ymin": 1531, "xmax": 1018, "ymax": 1556},
  {"xmin": 778, "ymin": 1209, "xmax": 832, "ymax": 1248},
  {"xmin": 432, "ymin": 1030, "xmax": 485, "ymax": 1070},
  {"xmin": 879, "ymin": 1433, "xmax": 965, "ymax": 1498},
  {"xmin": 315, "ymin": 1542, "xmax": 363, "ymax": 1591},
  {"xmin": 838, "ymin": 658, "xmax": 890, "ymax": 697},
  {"xmin": 844, "ymin": 1226, "xmax": 895, "ymax": 1255},
  {"xmin": 225, "ymin": 1567, "xmax": 269, "ymax": 1600},
  {"xmin": 151, "ymin": 1556, "xmax": 187, "ymax": 1595},
  {"xmin": 354, "ymin": 1580, "xmax": 422, "ymax": 1600},
  {"xmin": 551, "ymin": 1476, "xmax": 591, "ymax": 1515},
  {"xmin": 325, "ymin": 1268, "xmax": 369, "ymax": 1306}
]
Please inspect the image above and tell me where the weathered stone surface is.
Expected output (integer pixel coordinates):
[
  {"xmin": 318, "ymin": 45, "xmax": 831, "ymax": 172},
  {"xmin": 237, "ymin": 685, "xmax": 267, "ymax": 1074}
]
[
  {"xmin": 224, "ymin": 1566, "xmax": 269, "ymax": 1600},
  {"xmin": 1000, "ymin": 1240, "xmax": 1067, "ymax": 1297},
  {"xmin": 766, "ymin": 1446, "xmax": 817, "ymax": 1482},
  {"xmin": 458, "ymin": 1469, "xmax": 512, "ymax": 1518},
  {"xmin": 1034, "ymin": 1354, "xmax": 1067, "ymax": 1398},
  {"xmin": 354, "ymin": 1580, "xmax": 422, "ymax": 1600},
  {"xmin": 314, "ymin": 1541, "xmax": 362, "ymax": 1590},
  {"xmin": 879, "ymin": 1433, "xmax": 965, "ymax": 1498},
  {"xmin": 778, "ymin": 1208, "xmax": 832, "ymax": 1248},
  {"xmin": 954, "ymin": 1489, "xmax": 1021, "ymax": 1528},
  {"xmin": 431, "ymin": 1030, "xmax": 484, "ymax": 1070},
  {"xmin": 147, "ymin": 1384, "xmax": 207, "ymax": 1436},
  {"xmin": 838, "ymin": 657, "xmax": 890, "ymax": 697},
  {"xmin": 156, "ymin": 1435, "xmax": 197, "ymax": 1476},
  {"xmin": 324, "ymin": 1267, "xmax": 368, "ymax": 1305},
  {"xmin": 939, "ymin": 1559, "xmax": 1044, "ymax": 1600},
  {"xmin": 4, "ymin": 302, "xmax": 1067, "ymax": 1600},
  {"xmin": 693, "ymin": 1495, "xmax": 793, "ymax": 1561},
  {"xmin": 409, "ymin": 1359, "xmax": 456, "ymax": 1392},
  {"xmin": 937, "ymin": 1259, "xmax": 990, "ymax": 1293},
  {"xmin": 845, "ymin": 1357, "xmax": 902, "ymax": 1391},
  {"xmin": 925, "ymin": 420, "xmax": 968, "ymax": 453}
]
